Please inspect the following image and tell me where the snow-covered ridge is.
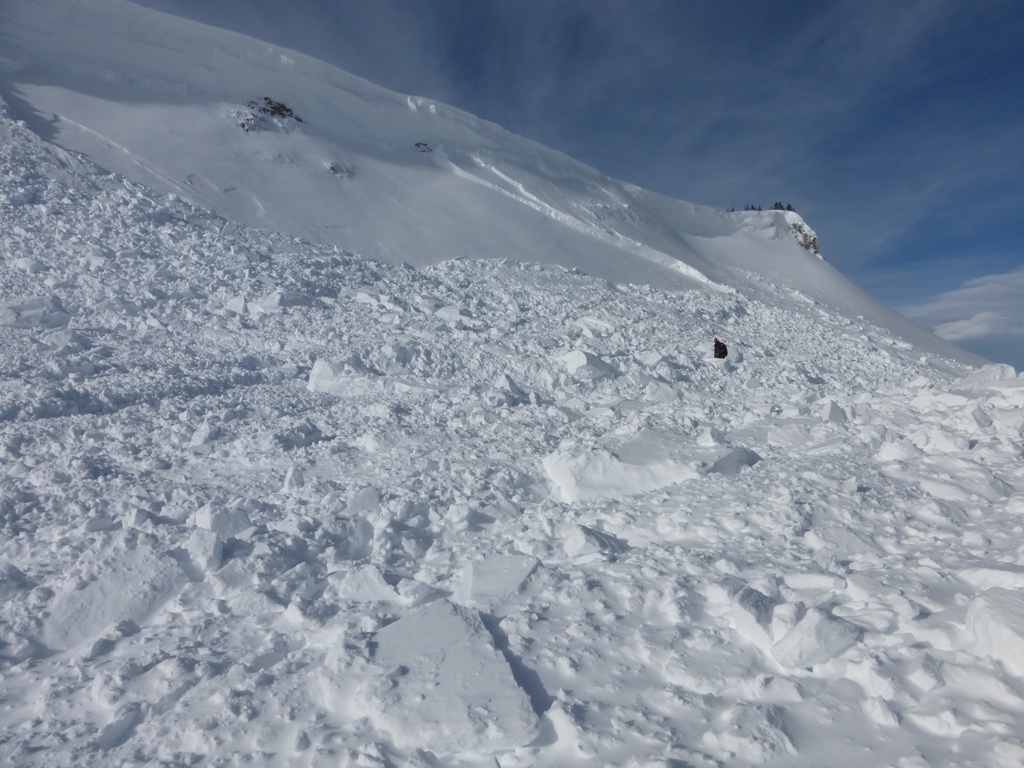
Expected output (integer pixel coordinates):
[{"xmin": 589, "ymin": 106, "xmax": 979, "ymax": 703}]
[
  {"xmin": 4, "ymin": 88, "xmax": 1024, "ymax": 766},
  {"xmin": 728, "ymin": 209, "xmax": 822, "ymax": 258}
]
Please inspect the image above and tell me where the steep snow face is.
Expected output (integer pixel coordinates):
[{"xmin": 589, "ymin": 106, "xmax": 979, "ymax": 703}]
[
  {"xmin": 4, "ymin": 94, "xmax": 1024, "ymax": 768},
  {"xmin": 0, "ymin": 0, "xmax": 983, "ymax": 365}
]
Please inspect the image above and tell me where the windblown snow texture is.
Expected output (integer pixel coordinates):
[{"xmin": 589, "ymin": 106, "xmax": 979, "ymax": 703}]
[{"xmin": 2, "ymin": 2, "xmax": 1024, "ymax": 766}]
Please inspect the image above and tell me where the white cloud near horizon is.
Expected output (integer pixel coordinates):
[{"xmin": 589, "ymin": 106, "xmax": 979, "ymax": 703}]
[
  {"xmin": 935, "ymin": 312, "xmax": 1007, "ymax": 343},
  {"xmin": 903, "ymin": 267, "xmax": 1024, "ymax": 370}
]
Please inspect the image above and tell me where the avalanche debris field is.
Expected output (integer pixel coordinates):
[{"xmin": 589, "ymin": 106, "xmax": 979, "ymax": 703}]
[{"xmin": 3, "ymin": 80, "xmax": 1024, "ymax": 768}]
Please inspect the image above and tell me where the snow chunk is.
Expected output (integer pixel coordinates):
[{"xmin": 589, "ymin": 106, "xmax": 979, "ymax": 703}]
[
  {"xmin": 782, "ymin": 572, "xmax": 846, "ymax": 593},
  {"xmin": 767, "ymin": 423, "xmax": 812, "ymax": 449},
  {"xmin": 642, "ymin": 379, "xmax": 678, "ymax": 403},
  {"xmin": 193, "ymin": 502, "xmax": 252, "ymax": 537},
  {"xmin": 451, "ymin": 554, "xmax": 538, "ymax": 611},
  {"xmin": 0, "ymin": 563, "xmax": 34, "ymax": 600},
  {"xmin": 822, "ymin": 400, "xmax": 848, "ymax": 423},
  {"xmin": 41, "ymin": 328, "xmax": 92, "ymax": 353},
  {"xmin": 955, "ymin": 364, "xmax": 1019, "ymax": 390},
  {"xmin": 967, "ymin": 588, "xmax": 1024, "ymax": 676},
  {"xmin": 0, "ymin": 295, "xmax": 71, "ymax": 328},
  {"xmin": 958, "ymin": 565, "xmax": 1024, "ymax": 591},
  {"xmin": 560, "ymin": 349, "xmax": 612, "ymax": 380},
  {"xmin": 328, "ymin": 564, "xmax": 403, "ymax": 604},
  {"xmin": 543, "ymin": 440, "xmax": 698, "ymax": 502},
  {"xmin": 14, "ymin": 256, "xmax": 46, "ymax": 273},
  {"xmin": 488, "ymin": 373, "xmax": 531, "ymax": 407},
  {"xmin": 707, "ymin": 447, "xmax": 762, "ymax": 476},
  {"xmin": 281, "ymin": 464, "xmax": 305, "ymax": 493},
  {"xmin": 41, "ymin": 542, "xmax": 185, "ymax": 651},
  {"xmin": 771, "ymin": 608, "xmax": 861, "ymax": 668},
  {"xmin": 732, "ymin": 586, "xmax": 781, "ymax": 651},
  {"xmin": 258, "ymin": 289, "xmax": 317, "ymax": 312},
  {"xmin": 434, "ymin": 304, "xmax": 469, "ymax": 323},
  {"xmin": 95, "ymin": 703, "xmax": 145, "ymax": 751},
  {"xmin": 804, "ymin": 525, "xmax": 878, "ymax": 560},
  {"xmin": 307, "ymin": 354, "xmax": 375, "ymax": 394},
  {"xmin": 366, "ymin": 600, "xmax": 538, "ymax": 754},
  {"xmin": 564, "ymin": 525, "xmax": 630, "ymax": 561},
  {"xmin": 186, "ymin": 528, "xmax": 222, "ymax": 572}
]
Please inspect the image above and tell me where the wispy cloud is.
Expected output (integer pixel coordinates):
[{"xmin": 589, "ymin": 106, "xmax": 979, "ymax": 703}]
[
  {"xmin": 933, "ymin": 312, "xmax": 1006, "ymax": 343},
  {"xmin": 903, "ymin": 267, "xmax": 1024, "ymax": 370}
]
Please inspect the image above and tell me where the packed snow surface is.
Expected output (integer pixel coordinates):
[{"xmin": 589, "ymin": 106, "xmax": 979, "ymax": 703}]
[{"xmin": 2, "ymin": 2, "xmax": 1024, "ymax": 767}]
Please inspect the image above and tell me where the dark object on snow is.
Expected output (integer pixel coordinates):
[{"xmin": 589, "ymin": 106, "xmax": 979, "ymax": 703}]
[{"xmin": 713, "ymin": 338, "xmax": 728, "ymax": 359}]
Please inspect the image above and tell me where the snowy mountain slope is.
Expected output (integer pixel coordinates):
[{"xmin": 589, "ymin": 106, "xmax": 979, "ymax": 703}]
[
  {"xmin": 4, "ymin": 91, "xmax": 1024, "ymax": 767},
  {"xmin": 0, "ymin": 0, "xmax": 983, "ymax": 366}
]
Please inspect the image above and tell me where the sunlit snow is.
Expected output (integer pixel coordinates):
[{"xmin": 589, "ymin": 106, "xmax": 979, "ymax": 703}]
[{"xmin": 2, "ymin": 1, "xmax": 1024, "ymax": 767}]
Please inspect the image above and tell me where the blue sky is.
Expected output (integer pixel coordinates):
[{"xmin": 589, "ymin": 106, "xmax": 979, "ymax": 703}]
[{"xmin": 134, "ymin": 0, "xmax": 1024, "ymax": 368}]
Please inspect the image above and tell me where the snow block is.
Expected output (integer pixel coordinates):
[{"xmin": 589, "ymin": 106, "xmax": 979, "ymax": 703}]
[
  {"xmin": 822, "ymin": 400, "xmax": 848, "ymax": 423},
  {"xmin": 564, "ymin": 524, "xmax": 630, "ymax": 561},
  {"xmin": 327, "ymin": 564, "xmax": 403, "ymax": 604},
  {"xmin": 367, "ymin": 600, "xmax": 538, "ymax": 754},
  {"xmin": 771, "ymin": 608, "xmax": 860, "ymax": 668},
  {"xmin": 958, "ymin": 565, "xmax": 1024, "ymax": 591},
  {"xmin": 281, "ymin": 464, "xmax": 305, "ymax": 493},
  {"xmin": 14, "ymin": 256, "xmax": 45, "ymax": 273},
  {"xmin": 642, "ymin": 379, "xmax": 678, "ymax": 403},
  {"xmin": 732, "ymin": 586, "xmax": 780, "ymax": 651},
  {"xmin": 0, "ymin": 295, "xmax": 71, "ymax": 328},
  {"xmin": 307, "ymin": 355, "xmax": 375, "ymax": 394},
  {"xmin": 782, "ymin": 572, "xmax": 846, "ymax": 593},
  {"xmin": 94, "ymin": 702, "xmax": 144, "ymax": 751},
  {"xmin": 41, "ymin": 543, "xmax": 185, "ymax": 651},
  {"xmin": 543, "ymin": 441, "xmax": 698, "ymax": 502},
  {"xmin": 490, "ymin": 373, "xmax": 530, "ymax": 407},
  {"xmin": 967, "ymin": 588, "xmax": 1024, "ymax": 676},
  {"xmin": 803, "ymin": 525, "xmax": 877, "ymax": 560},
  {"xmin": 954, "ymin": 364, "xmax": 1019, "ymax": 390},
  {"xmin": 193, "ymin": 502, "xmax": 252, "ymax": 538},
  {"xmin": 0, "ymin": 563, "xmax": 34, "ymax": 600},
  {"xmin": 560, "ymin": 349, "xmax": 611, "ymax": 380},
  {"xmin": 257, "ymin": 289, "xmax": 316, "ymax": 312},
  {"xmin": 435, "ymin": 305, "xmax": 469, "ymax": 323},
  {"xmin": 707, "ymin": 447, "xmax": 762, "ymax": 476},
  {"xmin": 186, "ymin": 528, "xmax": 222, "ymax": 572},
  {"xmin": 41, "ymin": 328, "xmax": 91, "ymax": 354},
  {"xmin": 451, "ymin": 554, "xmax": 538, "ymax": 612}
]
